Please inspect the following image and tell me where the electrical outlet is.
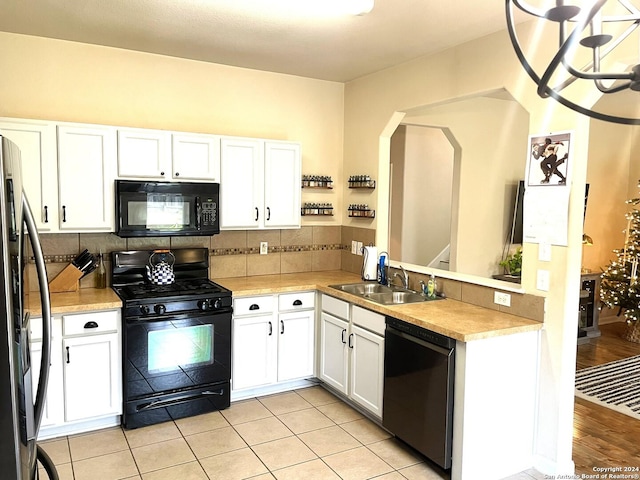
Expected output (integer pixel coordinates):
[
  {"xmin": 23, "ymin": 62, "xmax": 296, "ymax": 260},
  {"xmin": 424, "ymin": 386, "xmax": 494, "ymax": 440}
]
[
  {"xmin": 351, "ymin": 240, "xmax": 358, "ymax": 254},
  {"xmin": 260, "ymin": 242, "xmax": 268, "ymax": 255},
  {"xmin": 356, "ymin": 242, "xmax": 363, "ymax": 255},
  {"xmin": 494, "ymin": 291, "xmax": 511, "ymax": 307}
]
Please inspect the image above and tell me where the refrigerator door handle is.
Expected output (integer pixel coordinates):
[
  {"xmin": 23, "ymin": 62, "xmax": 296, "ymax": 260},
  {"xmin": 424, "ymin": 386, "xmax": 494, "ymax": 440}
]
[{"xmin": 23, "ymin": 193, "xmax": 52, "ymax": 434}]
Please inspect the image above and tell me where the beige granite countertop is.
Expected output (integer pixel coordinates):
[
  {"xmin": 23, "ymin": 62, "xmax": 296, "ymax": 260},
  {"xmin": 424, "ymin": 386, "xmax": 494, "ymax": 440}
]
[
  {"xmin": 215, "ymin": 271, "xmax": 543, "ymax": 342},
  {"xmin": 26, "ymin": 271, "xmax": 542, "ymax": 341},
  {"xmin": 27, "ymin": 288, "xmax": 122, "ymax": 316}
]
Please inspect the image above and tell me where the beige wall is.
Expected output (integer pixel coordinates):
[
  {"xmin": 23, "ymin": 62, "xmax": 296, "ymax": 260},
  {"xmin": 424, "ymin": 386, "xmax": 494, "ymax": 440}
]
[
  {"xmin": 390, "ymin": 125, "xmax": 453, "ymax": 268},
  {"xmin": 583, "ymin": 122, "xmax": 633, "ymax": 272},
  {"xmin": 400, "ymin": 96, "xmax": 529, "ymax": 277},
  {"xmin": 0, "ymin": 31, "xmax": 345, "ymax": 225}
]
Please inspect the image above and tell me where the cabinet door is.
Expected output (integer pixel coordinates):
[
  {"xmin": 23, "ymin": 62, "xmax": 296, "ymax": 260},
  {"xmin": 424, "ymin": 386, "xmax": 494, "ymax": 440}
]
[
  {"xmin": 30, "ymin": 341, "xmax": 63, "ymax": 428},
  {"xmin": 63, "ymin": 333, "xmax": 120, "ymax": 422},
  {"xmin": 264, "ymin": 141, "xmax": 301, "ymax": 229},
  {"xmin": 232, "ymin": 314, "xmax": 277, "ymax": 391},
  {"xmin": 0, "ymin": 119, "xmax": 59, "ymax": 231},
  {"xmin": 349, "ymin": 325, "xmax": 384, "ymax": 418},
  {"xmin": 57, "ymin": 125, "xmax": 116, "ymax": 231},
  {"xmin": 172, "ymin": 133, "xmax": 220, "ymax": 181},
  {"xmin": 220, "ymin": 137, "xmax": 264, "ymax": 229},
  {"xmin": 117, "ymin": 128, "xmax": 171, "ymax": 179},
  {"xmin": 319, "ymin": 312, "xmax": 348, "ymax": 395},
  {"xmin": 277, "ymin": 310, "xmax": 314, "ymax": 382}
]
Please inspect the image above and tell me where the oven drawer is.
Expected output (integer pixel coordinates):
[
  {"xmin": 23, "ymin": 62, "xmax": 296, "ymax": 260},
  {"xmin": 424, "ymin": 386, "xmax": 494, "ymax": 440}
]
[
  {"xmin": 278, "ymin": 291, "xmax": 315, "ymax": 311},
  {"xmin": 62, "ymin": 310, "xmax": 119, "ymax": 337},
  {"xmin": 233, "ymin": 296, "xmax": 275, "ymax": 316}
]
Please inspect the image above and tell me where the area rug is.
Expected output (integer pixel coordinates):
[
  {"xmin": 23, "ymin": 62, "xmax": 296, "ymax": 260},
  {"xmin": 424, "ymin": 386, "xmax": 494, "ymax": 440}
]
[{"xmin": 575, "ymin": 355, "xmax": 640, "ymax": 421}]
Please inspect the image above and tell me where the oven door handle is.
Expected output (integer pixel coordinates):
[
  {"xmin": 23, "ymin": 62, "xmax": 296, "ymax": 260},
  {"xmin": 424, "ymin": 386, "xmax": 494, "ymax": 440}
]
[{"xmin": 136, "ymin": 388, "xmax": 226, "ymax": 412}]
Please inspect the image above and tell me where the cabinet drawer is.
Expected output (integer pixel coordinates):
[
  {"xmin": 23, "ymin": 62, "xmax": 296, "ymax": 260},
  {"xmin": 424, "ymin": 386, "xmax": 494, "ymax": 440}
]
[
  {"xmin": 278, "ymin": 291, "xmax": 315, "ymax": 311},
  {"xmin": 352, "ymin": 306, "xmax": 385, "ymax": 336},
  {"xmin": 234, "ymin": 296, "xmax": 275, "ymax": 316},
  {"xmin": 62, "ymin": 311, "xmax": 119, "ymax": 337},
  {"xmin": 321, "ymin": 294, "xmax": 350, "ymax": 321}
]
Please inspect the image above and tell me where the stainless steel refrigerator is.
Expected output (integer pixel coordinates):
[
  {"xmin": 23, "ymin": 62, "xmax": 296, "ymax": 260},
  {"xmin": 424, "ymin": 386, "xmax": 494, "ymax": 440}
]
[{"xmin": 0, "ymin": 136, "xmax": 58, "ymax": 479}]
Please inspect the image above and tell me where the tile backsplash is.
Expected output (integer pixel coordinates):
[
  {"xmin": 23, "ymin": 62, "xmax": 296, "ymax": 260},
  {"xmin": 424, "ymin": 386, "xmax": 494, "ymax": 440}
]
[
  {"xmin": 28, "ymin": 226, "xmax": 543, "ymax": 322},
  {"xmin": 28, "ymin": 226, "xmax": 377, "ymax": 291}
]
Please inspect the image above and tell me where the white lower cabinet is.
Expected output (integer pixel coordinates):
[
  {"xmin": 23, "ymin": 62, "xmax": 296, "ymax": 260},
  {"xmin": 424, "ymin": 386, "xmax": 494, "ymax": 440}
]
[
  {"xmin": 319, "ymin": 312, "xmax": 349, "ymax": 393},
  {"xmin": 349, "ymin": 324, "xmax": 384, "ymax": 417},
  {"xmin": 277, "ymin": 310, "xmax": 315, "ymax": 382},
  {"xmin": 233, "ymin": 313, "xmax": 277, "ymax": 390},
  {"xmin": 319, "ymin": 295, "xmax": 385, "ymax": 418},
  {"xmin": 30, "ymin": 316, "xmax": 63, "ymax": 428},
  {"xmin": 63, "ymin": 331, "xmax": 120, "ymax": 422},
  {"xmin": 232, "ymin": 292, "xmax": 315, "ymax": 393},
  {"xmin": 29, "ymin": 309, "xmax": 122, "ymax": 438}
]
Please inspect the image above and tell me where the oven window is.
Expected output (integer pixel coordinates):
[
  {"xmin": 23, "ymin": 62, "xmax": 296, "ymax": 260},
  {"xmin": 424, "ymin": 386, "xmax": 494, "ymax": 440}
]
[
  {"xmin": 147, "ymin": 324, "xmax": 214, "ymax": 373},
  {"xmin": 126, "ymin": 194, "xmax": 190, "ymax": 229}
]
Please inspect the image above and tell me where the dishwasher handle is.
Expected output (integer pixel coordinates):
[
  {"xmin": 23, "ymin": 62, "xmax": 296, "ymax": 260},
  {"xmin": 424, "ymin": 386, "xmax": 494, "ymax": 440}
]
[{"xmin": 386, "ymin": 325, "xmax": 454, "ymax": 357}]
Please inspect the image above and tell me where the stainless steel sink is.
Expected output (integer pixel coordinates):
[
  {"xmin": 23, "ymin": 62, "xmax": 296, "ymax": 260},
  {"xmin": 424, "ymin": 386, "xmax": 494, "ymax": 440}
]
[{"xmin": 329, "ymin": 282, "xmax": 443, "ymax": 305}]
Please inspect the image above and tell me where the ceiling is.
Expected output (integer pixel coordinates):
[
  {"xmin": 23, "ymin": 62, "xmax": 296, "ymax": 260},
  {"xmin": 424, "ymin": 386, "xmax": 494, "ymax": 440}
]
[{"xmin": 0, "ymin": 0, "xmax": 514, "ymax": 82}]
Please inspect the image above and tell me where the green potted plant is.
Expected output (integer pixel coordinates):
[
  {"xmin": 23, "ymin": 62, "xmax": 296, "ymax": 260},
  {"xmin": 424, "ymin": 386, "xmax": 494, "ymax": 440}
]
[{"xmin": 500, "ymin": 248, "xmax": 522, "ymax": 276}]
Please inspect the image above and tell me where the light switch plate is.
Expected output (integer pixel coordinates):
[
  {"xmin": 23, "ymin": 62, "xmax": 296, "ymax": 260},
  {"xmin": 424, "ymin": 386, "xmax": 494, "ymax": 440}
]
[
  {"xmin": 260, "ymin": 242, "xmax": 268, "ymax": 255},
  {"xmin": 537, "ymin": 269, "xmax": 550, "ymax": 291},
  {"xmin": 356, "ymin": 241, "xmax": 363, "ymax": 255},
  {"xmin": 351, "ymin": 240, "xmax": 358, "ymax": 254},
  {"xmin": 539, "ymin": 242, "xmax": 551, "ymax": 262}
]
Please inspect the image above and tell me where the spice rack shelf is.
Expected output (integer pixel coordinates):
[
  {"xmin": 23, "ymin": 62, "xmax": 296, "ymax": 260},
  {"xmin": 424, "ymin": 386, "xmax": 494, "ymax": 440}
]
[
  {"xmin": 348, "ymin": 204, "xmax": 375, "ymax": 218},
  {"xmin": 302, "ymin": 175, "xmax": 333, "ymax": 189},
  {"xmin": 301, "ymin": 203, "xmax": 334, "ymax": 216},
  {"xmin": 348, "ymin": 175, "xmax": 375, "ymax": 189}
]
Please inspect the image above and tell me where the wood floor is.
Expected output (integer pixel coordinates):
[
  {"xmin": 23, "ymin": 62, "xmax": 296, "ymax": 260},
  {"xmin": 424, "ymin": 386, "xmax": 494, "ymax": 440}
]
[{"xmin": 573, "ymin": 321, "xmax": 640, "ymax": 474}]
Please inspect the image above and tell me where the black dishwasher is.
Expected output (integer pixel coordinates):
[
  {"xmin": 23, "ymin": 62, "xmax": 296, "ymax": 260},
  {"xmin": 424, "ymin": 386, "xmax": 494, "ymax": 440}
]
[{"xmin": 383, "ymin": 316, "xmax": 455, "ymax": 469}]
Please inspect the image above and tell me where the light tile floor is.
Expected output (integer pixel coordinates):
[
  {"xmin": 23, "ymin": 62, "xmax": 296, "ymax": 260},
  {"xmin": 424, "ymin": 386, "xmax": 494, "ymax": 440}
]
[{"xmin": 37, "ymin": 386, "xmax": 545, "ymax": 480}]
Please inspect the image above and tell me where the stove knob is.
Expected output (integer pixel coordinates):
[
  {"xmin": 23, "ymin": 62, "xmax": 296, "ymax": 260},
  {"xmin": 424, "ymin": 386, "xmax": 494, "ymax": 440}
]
[
  {"xmin": 154, "ymin": 304, "xmax": 166, "ymax": 315},
  {"xmin": 140, "ymin": 305, "xmax": 150, "ymax": 315},
  {"xmin": 198, "ymin": 299, "xmax": 211, "ymax": 311},
  {"xmin": 213, "ymin": 298, "xmax": 222, "ymax": 310}
]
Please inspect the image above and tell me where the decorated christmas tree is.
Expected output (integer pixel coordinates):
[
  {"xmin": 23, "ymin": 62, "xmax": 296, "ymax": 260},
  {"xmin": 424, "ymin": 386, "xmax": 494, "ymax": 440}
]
[{"xmin": 600, "ymin": 180, "xmax": 640, "ymax": 343}]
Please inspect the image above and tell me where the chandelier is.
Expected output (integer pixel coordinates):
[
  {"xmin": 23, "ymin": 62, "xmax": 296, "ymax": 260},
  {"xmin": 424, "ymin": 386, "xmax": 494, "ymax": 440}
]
[{"xmin": 506, "ymin": 0, "xmax": 640, "ymax": 124}]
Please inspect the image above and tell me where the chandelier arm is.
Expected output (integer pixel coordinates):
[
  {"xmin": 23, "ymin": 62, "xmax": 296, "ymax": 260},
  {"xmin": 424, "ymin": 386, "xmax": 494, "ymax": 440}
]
[
  {"xmin": 505, "ymin": 0, "xmax": 640, "ymax": 125},
  {"xmin": 593, "ymin": 79, "xmax": 633, "ymax": 93},
  {"xmin": 511, "ymin": 0, "xmax": 548, "ymax": 20},
  {"xmin": 536, "ymin": 0, "xmax": 608, "ymax": 98}
]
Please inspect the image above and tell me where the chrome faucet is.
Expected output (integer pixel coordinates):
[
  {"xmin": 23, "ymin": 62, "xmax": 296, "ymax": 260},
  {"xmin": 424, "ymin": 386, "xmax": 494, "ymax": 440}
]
[{"xmin": 393, "ymin": 265, "xmax": 409, "ymax": 289}]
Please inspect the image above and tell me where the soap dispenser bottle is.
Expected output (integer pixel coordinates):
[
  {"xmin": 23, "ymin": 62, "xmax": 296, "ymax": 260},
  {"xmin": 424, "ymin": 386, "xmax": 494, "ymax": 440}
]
[
  {"xmin": 377, "ymin": 252, "xmax": 388, "ymax": 285},
  {"xmin": 426, "ymin": 274, "xmax": 437, "ymax": 299}
]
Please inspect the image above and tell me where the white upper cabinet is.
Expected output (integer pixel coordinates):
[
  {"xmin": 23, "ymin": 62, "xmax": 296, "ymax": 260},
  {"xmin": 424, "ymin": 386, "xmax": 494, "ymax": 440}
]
[
  {"xmin": 172, "ymin": 132, "xmax": 221, "ymax": 181},
  {"xmin": 220, "ymin": 137, "xmax": 301, "ymax": 230},
  {"xmin": 57, "ymin": 125, "xmax": 117, "ymax": 231},
  {"xmin": 0, "ymin": 119, "xmax": 59, "ymax": 231},
  {"xmin": 117, "ymin": 128, "xmax": 221, "ymax": 181},
  {"xmin": 117, "ymin": 128, "xmax": 171, "ymax": 179},
  {"xmin": 220, "ymin": 137, "xmax": 265, "ymax": 229},
  {"xmin": 264, "ymin": 141, "xmax": 301, "ymax": 229}
]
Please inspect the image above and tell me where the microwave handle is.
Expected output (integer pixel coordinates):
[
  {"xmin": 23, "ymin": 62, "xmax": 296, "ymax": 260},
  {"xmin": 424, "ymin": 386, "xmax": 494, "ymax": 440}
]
[{"xmin": 195, "ymin": 196, "xmax": 201, "ymax": 230}]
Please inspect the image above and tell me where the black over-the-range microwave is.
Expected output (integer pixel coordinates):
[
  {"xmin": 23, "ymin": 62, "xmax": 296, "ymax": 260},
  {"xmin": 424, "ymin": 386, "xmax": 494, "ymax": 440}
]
[{"xmin": 115, "ymin": 180, "xmax": 220, "ymax": 237}]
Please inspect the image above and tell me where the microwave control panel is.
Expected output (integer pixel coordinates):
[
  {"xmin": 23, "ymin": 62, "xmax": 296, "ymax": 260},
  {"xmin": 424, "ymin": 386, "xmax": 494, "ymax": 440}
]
[{"xmin": 201, "ymin": 201, "xmax": 217, "ymax": 226}]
